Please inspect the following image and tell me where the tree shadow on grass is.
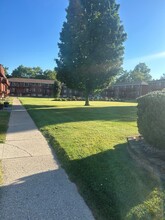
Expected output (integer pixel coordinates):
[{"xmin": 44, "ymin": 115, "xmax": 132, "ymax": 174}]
[
  {"xmin": 48, "ymin": 139, "xmax": 164, "ymax": 220},
  {"xmin": 23, "ymin": 104, "xmax": 137, "ymax": 129},
  {"xmin": 6, "ymin": 101, "xmax": 163, "ymax": 219},
  {"xmin": 0, "ymin": 138, "xmax": 164, "ymax": 220},
  {"xmin": 5, "ymin": 102, "xmax": 136, "ymax": 135}
]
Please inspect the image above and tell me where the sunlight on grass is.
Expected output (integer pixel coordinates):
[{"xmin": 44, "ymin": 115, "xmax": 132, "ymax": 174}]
[
  {"xmin": 126, "ymin": 188, "xmax": 165, "ymax": 220},
  {"xmin": 44, "ymin": 120, "xmax": 136, "ymax": 160},
  {"xmin": 20, "ymin": 97, "xmax": 137, "ymax": 108},
  {"xmin": 20, "ymin": 97, "xmax": 164, "ymax": 220},
  {"xmin": 20, "ymin": 98, "xmax": 137, "ymax": 160}
]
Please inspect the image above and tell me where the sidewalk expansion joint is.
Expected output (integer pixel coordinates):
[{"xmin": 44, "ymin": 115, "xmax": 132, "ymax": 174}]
[
  {"xmin": 2, "ymin": 154, "xmax": 56, "ymax": 161},
  {"xmin": 3, "ymin": 143, "xmax": 33, "ymax": 157},
  {"xmin": 2, "ymin": 156, "xmax": 32, "ymax": 160},
  {"xmin": 12, "ymin": 110, "xmax": 26, "ymax": 112},
  {"xmin": 9, "ymin": 123, "xmax": 35, "ymax": 126},
  {"xmin": 6, "ymin": 138, "xmax": 45, "ymax": 142}
]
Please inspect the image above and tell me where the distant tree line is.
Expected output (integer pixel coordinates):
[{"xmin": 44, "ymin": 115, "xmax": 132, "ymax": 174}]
[
  {"xmin": 6, "ymin": 65, "xmax": 57, "ymax": 80},
  {"xmin": 3, "ymin": 62, "xmax": 165, "ymax": 93},
  {"xmin": 160, "ymin": 73, "xmax": 165, "ymax": 80},
  {"xmin": 116, "ymin": 63, "xmax": 152, "ymax": 84}
]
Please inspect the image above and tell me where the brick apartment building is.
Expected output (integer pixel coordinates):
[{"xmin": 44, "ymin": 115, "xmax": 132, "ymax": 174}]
[
  {"xmin": 61, "ymin": 84, "xmax": 82, "ymax": 98},
  {"xmin": 148, "ymin": 80, "xmax": 165, "ymax": 93},
  {"xmin": 103, "ymin": 81, "xmax": 148, "ymax": 99},
  {"xmin": 9, "ymin": 78, "xmax": 83, "ymax": 98},
  {"xmin": 9, "ymin": 78, "xmax": 54, "ymax": 97},
  {"xmin": 103, "ymin": 80, "xmax": 165, "ymax": 99},
  {"xmin": 0, "ymin": 64, "xmax": 10, "ymax": 98},
  {"xmin": 8, "ymin": 76, "xmax": 165, "ymax": 99}
]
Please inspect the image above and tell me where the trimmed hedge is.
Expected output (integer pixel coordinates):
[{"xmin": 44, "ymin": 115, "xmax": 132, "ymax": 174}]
[{"xmin": 137, "ymin": 91, "xmax": 165, "ymax": 150}]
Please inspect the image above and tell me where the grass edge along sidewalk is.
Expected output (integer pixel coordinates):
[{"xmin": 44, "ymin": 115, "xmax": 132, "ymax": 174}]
[
  {"xmin": 20, "ymin": 97, "xmax": 164, "ymax": 220},
  {"xmin": 0, "ymin": 110, "xmax": 11, "ymax": 184}
]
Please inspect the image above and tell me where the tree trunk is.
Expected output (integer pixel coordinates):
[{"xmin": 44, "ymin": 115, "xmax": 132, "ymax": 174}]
[{"xmin": 85, "ymin": 92, "xmax": 90, "ymax": 106}]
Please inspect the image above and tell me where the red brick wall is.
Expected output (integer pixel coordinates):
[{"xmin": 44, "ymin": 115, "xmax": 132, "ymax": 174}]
[{"xmin": 0, "ymin": 64, "xmax": 10, "ymax": 98}]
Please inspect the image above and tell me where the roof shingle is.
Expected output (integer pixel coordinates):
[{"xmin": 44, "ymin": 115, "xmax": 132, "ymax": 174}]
[{"xmin": 9, "ymin": 78, "xmax": 55, "ymax": 84}]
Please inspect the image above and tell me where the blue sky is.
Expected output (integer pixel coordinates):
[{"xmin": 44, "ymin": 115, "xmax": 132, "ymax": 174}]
[
  {"xmin": 119, "ymin": 0, "xmax": 165, "ymax": 79},
  {"xmin": 0, "ymin": 0, "xmax": 165, "ymax": 79}
]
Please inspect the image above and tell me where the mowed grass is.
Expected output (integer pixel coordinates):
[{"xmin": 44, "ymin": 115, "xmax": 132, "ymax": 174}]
[
  {"xmin": 20, "ymin": 97, "xmax": 164, "ymax": 220},
  {"xmin": 0, "ymin": 111, "xmax": 10, "ymax": 143},
  {"xmin": 0, "ymin": 110, "xmax": 10, "ymax": 185}
]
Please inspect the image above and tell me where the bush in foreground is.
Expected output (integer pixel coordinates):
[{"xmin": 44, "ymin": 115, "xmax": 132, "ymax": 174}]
[{"xmin": 137, "ymin": 91, "xmax": 165, "ymax": 150}]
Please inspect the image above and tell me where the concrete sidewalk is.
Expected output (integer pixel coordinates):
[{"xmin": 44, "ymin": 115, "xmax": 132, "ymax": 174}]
[{"xmin": 0, "ymin": 98, "xmax": 94, "ymax": 220}]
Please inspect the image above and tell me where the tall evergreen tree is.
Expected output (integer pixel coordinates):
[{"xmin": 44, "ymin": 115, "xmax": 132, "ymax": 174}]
[{"xmin": 56, "ymin": 0, "xmax": 127, "ymax": 105}]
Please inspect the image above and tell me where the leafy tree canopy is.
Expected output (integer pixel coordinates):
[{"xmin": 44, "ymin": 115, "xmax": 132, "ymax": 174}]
[
  {"xmin": 12, "ymin": 65, "xmax": 37, "ymax": 78},
  {"xmin": 43, "ymin": 70, "xmax": 57, "ymax": 80},
  {"xmin": 160, "ymin": 73, "xmax": 165, "ymax": 80},
  {"xmin": 131, "ymin": 63, "xmax": 152, "ymax": 82},
  {"xmin": 56, "ymin": 0, "xmax": 127, "ymax": 105},
  {"xmin": 116, "ymin": 69, "xmax": 132, "ymax": 83},
  {"xmin": 11, "ymin": 65, "xmax": 57, "ymax": 80},
  {"xmin": 116, "ymin": 63, "xmax": 152, "ymax": 83}
]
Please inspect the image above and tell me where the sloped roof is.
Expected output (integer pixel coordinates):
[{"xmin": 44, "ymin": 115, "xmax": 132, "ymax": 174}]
[
  {"xmin": 148, "ymin": 79, "xmax": 165, "ymax": 84},
  {"xmin": 114, "ymin": 81, "xmax": 148, "ymax": 86},
  {"xmin": 9, "ymin": 78, "xmax": 55, "ymax": 84}
]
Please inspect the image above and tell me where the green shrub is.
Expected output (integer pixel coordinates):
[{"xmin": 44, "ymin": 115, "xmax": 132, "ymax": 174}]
[
  {"xmin": 53, "ymin": 98, "xmax": 69, "ymax": 101},
  {"xmin": 137, "ymin": 91, "xmax": 165, "ymax": 150},
  {"xmin": 53, "ymin": 98, "xmax": 61, "ymax": 101},
  {"xmin": 61, "ymin": 98, "xmax": 67, "ymax": 101}
]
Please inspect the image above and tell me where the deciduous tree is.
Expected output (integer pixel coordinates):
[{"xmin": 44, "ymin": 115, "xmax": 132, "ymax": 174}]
[
  {"xmin": 160, "ymin": 73, "xmax": 165, "ymax": 80},
  {"xmin": 116, "ymin": 63, "xmax": 152, "ymax": 83},
  {"xmin": 43, "ymin": 70, "xmax": 57, "ymax": 80},
  {"xmin": 131, "ymin": 63, "xmax": 152, "ymax": 82},
  {"xmin": 56, "ymin": 0, "xmax": 127, "ymax": 105},
  {"xmin": 11, "ymin": 66, "xmax": 57, "ymax": 80},
  {"xmin": 11, "ymin": 65, "xmax": 38, "ymax": 78}
]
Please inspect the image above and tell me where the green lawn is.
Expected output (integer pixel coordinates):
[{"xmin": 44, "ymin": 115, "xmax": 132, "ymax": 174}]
[
  {"xmin": 0, "ymin": 111, "xmax": 10, "ymax": 143},
  {"xmin": 0, "ymin": 110, "xmax": 10, "ymax": 185},
  {"xmin": 20, "ymin": 97, "xmax": 164, "ymax": 220}
]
